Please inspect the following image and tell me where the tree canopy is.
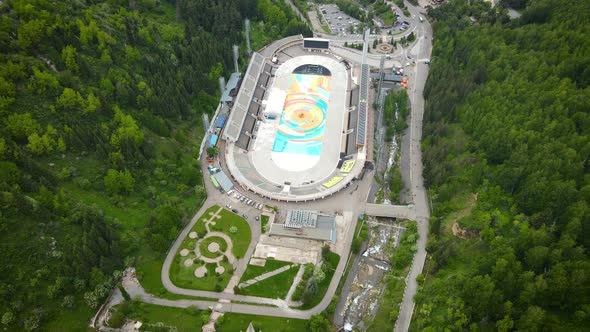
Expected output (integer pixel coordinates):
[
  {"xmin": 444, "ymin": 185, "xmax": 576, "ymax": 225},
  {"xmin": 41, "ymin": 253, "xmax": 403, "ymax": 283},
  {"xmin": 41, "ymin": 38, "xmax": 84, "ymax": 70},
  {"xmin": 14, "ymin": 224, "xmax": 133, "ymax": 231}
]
[{"xmin": 414, "ymin": 0, "xmax": 590, "ymax": 330}]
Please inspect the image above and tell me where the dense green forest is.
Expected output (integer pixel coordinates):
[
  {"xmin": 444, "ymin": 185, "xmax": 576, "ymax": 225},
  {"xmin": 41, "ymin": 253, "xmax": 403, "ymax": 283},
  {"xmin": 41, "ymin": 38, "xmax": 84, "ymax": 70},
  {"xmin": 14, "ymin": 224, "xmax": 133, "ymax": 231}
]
[
  {"xmin": 0, "ymin": 0, "xmax": 309, "ymax": 329},
  {"xmin": 415, "ymin": 0, "xmax": 589, "ymax": 330}
]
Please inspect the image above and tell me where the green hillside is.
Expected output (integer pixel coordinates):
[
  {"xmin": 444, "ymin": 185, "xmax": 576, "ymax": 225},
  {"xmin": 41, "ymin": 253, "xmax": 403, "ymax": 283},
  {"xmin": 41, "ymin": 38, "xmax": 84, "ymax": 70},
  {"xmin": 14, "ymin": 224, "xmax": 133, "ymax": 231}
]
[
  {"xmin": 0, "ymin": 0, "xmax": 309, "ymax": 329},
  {"xmin": 414, "ymin": 0, "xmax": 590, "ymax": 330}
]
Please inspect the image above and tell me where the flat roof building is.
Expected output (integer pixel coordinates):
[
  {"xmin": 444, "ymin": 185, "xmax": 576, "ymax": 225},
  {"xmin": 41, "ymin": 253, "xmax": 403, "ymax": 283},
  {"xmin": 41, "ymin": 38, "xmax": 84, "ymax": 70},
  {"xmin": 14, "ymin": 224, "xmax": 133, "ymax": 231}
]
[
  {"xmin": 221, "ymin": 72, "xmax": 241, "ymax": 103},
  {"xmin": 213, "ymin": 170, "xmax": 233, "ymax": 193},
  {"xmin": 269, "ymin": 210, "xmax": 336, "ymax": 243},
  {"xmin": 371, "ymin": 73, "xmax": 403, "ymax": 83}
]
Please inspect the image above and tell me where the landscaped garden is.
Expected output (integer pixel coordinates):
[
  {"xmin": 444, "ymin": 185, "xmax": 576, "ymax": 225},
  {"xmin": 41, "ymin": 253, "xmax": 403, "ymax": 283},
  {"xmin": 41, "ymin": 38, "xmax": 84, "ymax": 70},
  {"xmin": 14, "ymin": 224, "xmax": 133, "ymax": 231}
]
[
  {"xmin": 169, "ymin": 205, "xmax": 252, "ymax": 292},
  {"xmin": 240, "ymin": 259, "xmax": 292, "ymax": 281},
  {"xmin": 211, "ymin": 208, "xmax": 252, "ymax": 258},
  {"xmin": 236, "ymin": 258, "xmax": 299, "ymax": 299},
  {"xmin": 260, "ymin": 214, "xmax": 269, "ymax": 233}
]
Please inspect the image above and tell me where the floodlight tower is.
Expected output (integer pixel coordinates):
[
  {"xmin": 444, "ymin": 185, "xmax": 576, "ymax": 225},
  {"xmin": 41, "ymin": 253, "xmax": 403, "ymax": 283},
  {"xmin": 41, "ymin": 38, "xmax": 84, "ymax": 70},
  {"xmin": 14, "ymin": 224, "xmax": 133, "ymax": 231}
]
[
  {"xmin": 233, "ymin": 45, "xmax": 240, "ymax": 73},
  {"xmin": 245, "ymin": 19, "xmax": 252, "ymax": 56},
  {"xmin": 219, "ymin": 76, "xmax": 226, "ymax": 95}
]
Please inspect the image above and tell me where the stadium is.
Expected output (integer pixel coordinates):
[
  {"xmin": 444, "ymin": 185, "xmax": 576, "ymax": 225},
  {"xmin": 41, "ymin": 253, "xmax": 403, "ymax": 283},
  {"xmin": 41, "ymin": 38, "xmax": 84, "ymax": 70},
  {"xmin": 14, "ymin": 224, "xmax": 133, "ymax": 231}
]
[{"xmin": 218, "ymin": 36, "xmax": 371, "ymax": 202}]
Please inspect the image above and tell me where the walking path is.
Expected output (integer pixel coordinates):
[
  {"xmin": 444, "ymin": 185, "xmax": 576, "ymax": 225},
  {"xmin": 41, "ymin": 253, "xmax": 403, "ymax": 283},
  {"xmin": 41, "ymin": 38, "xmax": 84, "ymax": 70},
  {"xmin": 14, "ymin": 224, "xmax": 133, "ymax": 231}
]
[
  {"xmin": 123, "ymin": 268, "xmax": 323, "ymax": 319},
  {"xmin": 238, "ymin": 265, "xmax": 293, "ymax": 288},
  {"xmin": 285, "ymin": 265, "xmax": 305, "ymax": 307}
]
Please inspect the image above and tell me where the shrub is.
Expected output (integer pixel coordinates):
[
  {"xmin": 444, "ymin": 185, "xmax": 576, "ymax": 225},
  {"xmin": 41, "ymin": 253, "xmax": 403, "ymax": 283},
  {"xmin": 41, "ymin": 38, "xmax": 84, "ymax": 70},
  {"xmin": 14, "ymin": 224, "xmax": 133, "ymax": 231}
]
[{"xmin": 108, "ymin": 309, "xmax": 126, "ymax": 328}]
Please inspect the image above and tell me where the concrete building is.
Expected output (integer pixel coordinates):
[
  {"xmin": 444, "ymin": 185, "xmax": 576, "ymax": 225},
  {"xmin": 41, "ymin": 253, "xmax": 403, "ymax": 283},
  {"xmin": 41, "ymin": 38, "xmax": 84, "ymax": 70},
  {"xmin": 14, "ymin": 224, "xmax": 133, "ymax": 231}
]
[{"xmin": 269, "ymin": 210, "xmax": 337, "ymax": 243}]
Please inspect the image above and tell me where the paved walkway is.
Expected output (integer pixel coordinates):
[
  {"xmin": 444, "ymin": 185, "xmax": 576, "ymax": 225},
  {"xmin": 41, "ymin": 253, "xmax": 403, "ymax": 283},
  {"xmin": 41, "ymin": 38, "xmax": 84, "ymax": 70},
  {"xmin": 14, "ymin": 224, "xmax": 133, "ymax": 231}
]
[
  {"xmin": 123, "ymin": 268, "xmax": 321, "ymax": 319},
  {"xmin": 285, "ymin": 265, "xmax": 305, "ymax": 307},
  {"xmin": 238, "ymin": 265, "xmax": 293, "ymax": 288},
  {"xmin": 195, "ymin": 232, "xmax": 236, "ymax": 266}
]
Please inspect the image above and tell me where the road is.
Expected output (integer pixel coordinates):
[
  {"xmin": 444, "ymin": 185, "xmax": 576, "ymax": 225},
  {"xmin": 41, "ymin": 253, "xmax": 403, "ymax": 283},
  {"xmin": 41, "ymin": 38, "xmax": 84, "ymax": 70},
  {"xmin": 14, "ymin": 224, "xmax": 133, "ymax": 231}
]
[{"xmin": 394, "ymin": 1, "xmax": 433, "ymax": 331}]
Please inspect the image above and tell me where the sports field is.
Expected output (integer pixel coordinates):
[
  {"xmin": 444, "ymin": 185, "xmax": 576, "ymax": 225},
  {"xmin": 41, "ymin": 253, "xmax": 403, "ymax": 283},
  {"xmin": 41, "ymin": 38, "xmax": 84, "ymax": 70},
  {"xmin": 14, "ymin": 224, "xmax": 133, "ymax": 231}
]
[{"xmin": 272, "ymin": 74, "xmax": 331, "ymax": 156}]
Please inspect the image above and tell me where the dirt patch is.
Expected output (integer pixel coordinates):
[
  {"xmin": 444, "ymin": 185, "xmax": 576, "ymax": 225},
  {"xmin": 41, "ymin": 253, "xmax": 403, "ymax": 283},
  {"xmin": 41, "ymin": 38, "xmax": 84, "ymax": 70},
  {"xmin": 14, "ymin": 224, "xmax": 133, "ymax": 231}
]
[
  {"xmin": 452, "ymin": 222, "xmax": 479, "ymax": 240},
  {"xmin": 249, "ymin": 258, "xmax": 266, "ymax": 266},
  {"xmin": 447, "ymin": 193, "xmax": 479, "ymax": 239}
]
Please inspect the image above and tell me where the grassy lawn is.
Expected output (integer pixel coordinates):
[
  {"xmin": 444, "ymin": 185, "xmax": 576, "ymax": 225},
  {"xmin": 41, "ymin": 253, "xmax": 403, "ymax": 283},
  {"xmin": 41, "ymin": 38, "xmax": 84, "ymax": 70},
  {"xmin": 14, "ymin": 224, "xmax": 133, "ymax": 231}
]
[
  {"xmin": 260, "ymin": 215, "xmax": 269, "ymax": 233},
  {"xmin": 108, "ymin": 301, "xmax": 204, "ymax": 330},
  {"xmin": 211, "ymin": 208, "xmax": 251, "ymax": 258},
  {"xmin": 218, "ymin": 313, "xmax": 307, "ymax": 332},
  {"xmin": 379, "ymin": 10, "xmax": 396, "ymax": 26},
  {"xmin": 238, "ymin": 265, "xmax": 299, "ymax": 299},
  {"xmin": 200, "ymin": 236, "xmax": 229, "ymax": 258},
  {"xmin": 240, "ymin": 259, "xmax": 292, "ymax": 281},
  {"xmin": 301, "ymin": 252, "xmax": 341, "ymax": 309}
]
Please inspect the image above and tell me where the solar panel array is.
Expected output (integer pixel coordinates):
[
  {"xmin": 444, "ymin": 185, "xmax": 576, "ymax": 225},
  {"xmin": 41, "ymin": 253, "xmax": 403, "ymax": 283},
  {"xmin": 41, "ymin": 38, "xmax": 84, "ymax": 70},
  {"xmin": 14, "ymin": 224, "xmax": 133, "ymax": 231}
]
[
  {"xmin": 285, "ymin": 210, "xmax": 318, "ymax": 229},
  {"xmin": 356, "ymin": 63, "xmax": 369, "ymax": 146},
  {"xmin": 223, "ymin": 52, "xmax": 265, "ymax": 142}
]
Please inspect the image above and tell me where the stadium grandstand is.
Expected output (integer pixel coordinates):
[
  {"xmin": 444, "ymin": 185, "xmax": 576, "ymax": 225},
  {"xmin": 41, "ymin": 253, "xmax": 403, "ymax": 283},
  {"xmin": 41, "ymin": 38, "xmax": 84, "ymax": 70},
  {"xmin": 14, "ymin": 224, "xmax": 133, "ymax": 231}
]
[
  {"xmin": 218, "ymin": 34, "xmax": 367, "ymax": 202},
  {"xmin": 223, "ymin": 52, "xmax": 266, "ymax": 145}
]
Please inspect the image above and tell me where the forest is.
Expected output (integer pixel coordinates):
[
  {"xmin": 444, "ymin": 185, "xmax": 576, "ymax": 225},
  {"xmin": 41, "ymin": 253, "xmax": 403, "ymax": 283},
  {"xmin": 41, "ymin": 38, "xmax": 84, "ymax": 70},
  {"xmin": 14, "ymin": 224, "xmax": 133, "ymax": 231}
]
[
  {"xmin": 0, "ymin": 0, "xmax": 309, "ymax": 329},
  {"xmin": 415, "ymin": 0, "xmax": 590, "ymax": 330}
]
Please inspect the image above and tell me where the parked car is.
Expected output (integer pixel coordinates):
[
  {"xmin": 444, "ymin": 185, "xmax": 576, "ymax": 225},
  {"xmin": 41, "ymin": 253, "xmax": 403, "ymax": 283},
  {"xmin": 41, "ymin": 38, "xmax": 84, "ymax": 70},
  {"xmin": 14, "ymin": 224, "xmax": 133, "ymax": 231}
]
[{"xmin": 231, "ymin": 209, "xmax": 239, "ymax": 214}]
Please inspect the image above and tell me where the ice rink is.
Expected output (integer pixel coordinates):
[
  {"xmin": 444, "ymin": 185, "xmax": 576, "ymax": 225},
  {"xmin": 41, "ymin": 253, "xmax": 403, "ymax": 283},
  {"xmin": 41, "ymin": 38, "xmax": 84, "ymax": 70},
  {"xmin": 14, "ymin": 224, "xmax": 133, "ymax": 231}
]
[{"xmin": 251, "ymin": 55, "xmax": 348, "ymax": 186}]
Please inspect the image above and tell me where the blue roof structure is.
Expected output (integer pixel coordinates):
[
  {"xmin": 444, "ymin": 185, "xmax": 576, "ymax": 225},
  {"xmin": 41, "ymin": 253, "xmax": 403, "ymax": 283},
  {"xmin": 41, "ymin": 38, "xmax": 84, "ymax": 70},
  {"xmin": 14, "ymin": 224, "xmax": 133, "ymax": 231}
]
[
  {"xmin": 209, "ymin": 134, "xmax": 218, "ymax": 147},
  {"xmin": 216, "ymin": 114, "xmax": 227, "ymax": 128}
]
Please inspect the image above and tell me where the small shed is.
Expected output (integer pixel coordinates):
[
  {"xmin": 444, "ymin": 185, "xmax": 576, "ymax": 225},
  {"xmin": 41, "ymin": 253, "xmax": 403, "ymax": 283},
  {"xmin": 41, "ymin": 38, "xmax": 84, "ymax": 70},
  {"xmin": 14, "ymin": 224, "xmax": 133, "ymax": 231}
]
[
  {"xmin": 209, "ymin": 134, "xmax": 218, "ymax": 148},
  {"xmin": 213, "ymin": 170, "xmax": 234, "ymax": 193},
  {"xmin": 216, "ymin": 114, "xmax": 228, "ymax": 129}
]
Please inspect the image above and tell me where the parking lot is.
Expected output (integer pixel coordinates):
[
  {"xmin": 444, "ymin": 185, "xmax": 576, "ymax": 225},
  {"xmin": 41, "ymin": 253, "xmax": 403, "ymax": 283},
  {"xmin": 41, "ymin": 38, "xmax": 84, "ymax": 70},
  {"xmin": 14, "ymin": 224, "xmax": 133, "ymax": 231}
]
[
  {"xmin": 319, "ymin": 3, "xmax": 363, "ymax": 37},
  {"xmin": 225, "ymin": 189, "xmax": 264, "ymax": 218}
]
